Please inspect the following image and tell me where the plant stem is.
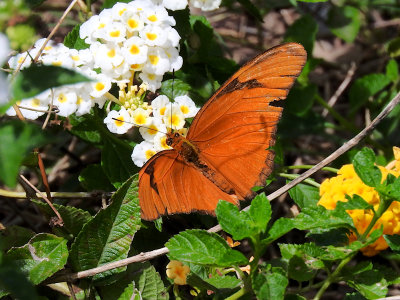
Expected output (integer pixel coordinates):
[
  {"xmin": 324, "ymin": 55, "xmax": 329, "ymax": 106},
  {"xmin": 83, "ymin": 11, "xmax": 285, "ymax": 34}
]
[
  {"xmin": 313, "ymin": 253, "xmax": 355, "ymax": 300},
  {"xmin": 287, "ymin": 165, "xmax": 339, "ymax": 173},
  {"xmin": 0, "ymin": 189, "xmax": 113, "ymax": 199},
  {"xmin": 225, "ymin": 287, "xmax": 247, "ymax": 300},
  {"xmin": 279, "ymin": 173, "xmax": 321, "ymax": 188}
]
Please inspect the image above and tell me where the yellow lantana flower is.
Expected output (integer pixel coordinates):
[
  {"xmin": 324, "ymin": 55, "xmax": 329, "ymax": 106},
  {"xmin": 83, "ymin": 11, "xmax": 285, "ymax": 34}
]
[
  {"xmin": 166, "ymin": 260, "xmax": 190, "ymax": 285},
  {"xmin": 318, "ymin": 147, "xmax": 400, "ymax": 256}
]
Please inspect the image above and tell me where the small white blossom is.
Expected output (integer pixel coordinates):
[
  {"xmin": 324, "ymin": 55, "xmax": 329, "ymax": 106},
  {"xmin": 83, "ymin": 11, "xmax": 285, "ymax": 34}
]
[
  {"xmin": 163, "ymin": 104, "xmax": 185, "ymax": 130},
  {"xmin": 131, "ymin": 107, "xmax": 151, "ymax": 126},
  {"xmin": 174, "ymin": 95, "xmax": 199, "ymax": 118},
  {"xmin": 131, "ymin": 141, "xmax": 157, "ymax": 167},
  {"xmin": 139, "ymin": 118, "xmax": 166, "ymax": 141},
  {"xmin": 104, "ymin": 107, "xmax": 133, "ymax": 134}
]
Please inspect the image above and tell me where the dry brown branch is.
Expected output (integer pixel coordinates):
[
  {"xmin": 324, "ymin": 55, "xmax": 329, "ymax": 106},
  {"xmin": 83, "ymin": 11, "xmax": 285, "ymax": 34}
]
[{"xmin": 19, "ymin": 174, "xmax": 64, "ymax": 225}]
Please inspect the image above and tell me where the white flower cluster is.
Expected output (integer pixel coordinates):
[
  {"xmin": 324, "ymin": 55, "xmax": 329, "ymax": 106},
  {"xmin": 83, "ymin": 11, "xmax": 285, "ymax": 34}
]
[
  {"xmin": 6, "ymin": 38, "xmax": 108, "ymax": 119},
  {"xmin": 0, "ymin": 33, "xmax": 10, "ymax": 105},
  {"xmin": 80, "ymin": 0, "xmax": 182, "ymax": 93},
  {"xmin": 161, "ymin": 0, "xmax": 222, "ymax": 11},
  {"xmin": 103, "ymin": 86, "xmax": 199, "ymax": 167}
]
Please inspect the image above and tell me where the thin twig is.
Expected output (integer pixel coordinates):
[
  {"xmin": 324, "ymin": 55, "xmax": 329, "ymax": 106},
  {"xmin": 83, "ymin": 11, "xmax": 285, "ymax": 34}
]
[
  {"xmin": 44, "ymin": 91, "xmax": 400, "ymax": 283},
  {"xmin": 33, "ymin": 0, "xmax": 79, "ymax": 63},
  {"xmin": 42, "ymin": 89, "xmax": 55, "ymax": 130},
  {"xmin": 37, "ymin": 151, "xmax": 52, "ymax": 202},
  {"xmin": 322, "ymin": 62, "xmax": 356, "ymax": 117},
  {"xmin": 19, "ymin": 174, "xmax": 64, "ymax": 225},
  {"xmin": 0, "ymin": 189, "xmax": 112, "ymax": 199}
]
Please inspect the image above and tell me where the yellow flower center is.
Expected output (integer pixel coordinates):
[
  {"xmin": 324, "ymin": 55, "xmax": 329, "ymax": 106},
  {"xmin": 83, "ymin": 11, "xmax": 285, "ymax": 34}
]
[
  {"xmin": 52, "ymin": 61, "xmax": 62, "ymax": 66},
  {"xmin": 114, "ymin": 116, "xmax": 124, "ymax": 127},
  {"xmin": 31, "ymin": 98, "xmax": 40, "ymax": 107},
  {"xmin": 146, "ymin": 32, "xmax": 157, "ymax": 41},
  {"xmin": 134, "ymin": 114, "xmax": 146, "ymax": 125},
  {"xmin": 107, "ymin": 49, "xmax": 116, "ymax": 58},
  {"xmin": 147, "ymin": 15, "xmax": 157, "ymax": 22},
  {"xmin": 149, "ymin": 55, "xmax": 159, "ymax": 65},
  {"xmin": 145, "ymin": 149, "xmax": 156, "ymax": 159},
  {"xmin": 109, "ymin": 30, "xmax": 121, "ymax": 38},
  {"xmin": 130, "ymin": 45, "xmax": 140, "ymax": 55},
  {"xmin": 128, "ymin": 19, "xmax": 139, "ymax": 29},
  {"xmin": 95, "ymin": 82, "xmax": 105, "ymax": 91},
  {"xmin": 147, "ymin": 124, "xmax": 158, "ymax": 135},
  {"xmin": 180, "ymin": 105, "xmax": 189, "ymax": 114},
  {"xmin": 58, "ymin": 93, "xmax": 67, "ymax": 103},
  {"xmin": 76, "ymin": 96, "xmax": 83, "ymax": 105},
  {"xmin": 159, "ymin": 107, "xmax": 166, "ymax": 116}
]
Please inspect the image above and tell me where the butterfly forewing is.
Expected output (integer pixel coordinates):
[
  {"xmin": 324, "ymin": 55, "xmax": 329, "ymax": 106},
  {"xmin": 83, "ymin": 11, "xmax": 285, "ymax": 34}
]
[{"xmin": 139, "ymin": 43, "xmax": 307, "ymax": 220}]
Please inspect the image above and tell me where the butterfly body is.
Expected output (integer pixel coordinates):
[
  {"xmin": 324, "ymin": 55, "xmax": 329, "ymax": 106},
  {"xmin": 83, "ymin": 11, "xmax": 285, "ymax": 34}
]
[{"xmin": 139, "ymin": 43, "xmax": 307, "ymax": 220}]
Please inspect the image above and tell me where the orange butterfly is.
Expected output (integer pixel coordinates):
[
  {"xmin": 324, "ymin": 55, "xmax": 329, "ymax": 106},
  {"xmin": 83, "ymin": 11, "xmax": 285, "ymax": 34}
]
[{"xmin": 139, "ymin": 43, "xmax": 307, "ymax": 220}]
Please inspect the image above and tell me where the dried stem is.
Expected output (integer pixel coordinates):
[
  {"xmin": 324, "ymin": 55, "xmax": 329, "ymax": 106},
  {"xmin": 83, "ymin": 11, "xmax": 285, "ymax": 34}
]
[{"xmin": 19, "ymin": 174, "xmax": 64, "ymax": 225}]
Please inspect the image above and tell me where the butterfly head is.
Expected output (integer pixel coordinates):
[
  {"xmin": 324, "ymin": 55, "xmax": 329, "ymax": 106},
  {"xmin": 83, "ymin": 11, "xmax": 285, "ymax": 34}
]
[{"xmin": 166, "ymin": 131, "xmax": 182, "ymax": 148}]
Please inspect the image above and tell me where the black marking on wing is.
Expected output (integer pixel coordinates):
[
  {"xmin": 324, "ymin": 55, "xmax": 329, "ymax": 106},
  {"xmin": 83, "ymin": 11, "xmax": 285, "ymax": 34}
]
[
  {"xmin": 144, "ymin": 160, "xmax": 159, "ymax": 195},
  {"xmin": 219, "ymin": 78, "xmax": 264, "ymax": 96},
  {"xmin": 269, "ymin": 98, "xmax": 285, "ymax": 108}
]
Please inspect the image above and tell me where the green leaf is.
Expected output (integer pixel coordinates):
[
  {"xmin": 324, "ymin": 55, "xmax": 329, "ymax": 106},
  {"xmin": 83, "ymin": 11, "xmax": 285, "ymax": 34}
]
[
  {"xmin": 166, "ymin": 229, "xmax": 247, "ymax": 267},
  {"xmin": 345, "ymin": 269, "xmax": 388, "ymax": 299},
  {"xmin": 6, "ymin": 233, "xmax": 68, "ymax": 284},
  {"xmin": 352, "ymin": 148, "xmax": 382, "ymax": 187},
  {"xmin": 385, "ymin": 59, "xmax": 398, "ymax": 82},
  {"xmin": 344, "ymin": 292, "xmax": 367, "ymax": 300},
  {"xmin": 384, "ymin": 234, "xmax": 400, "ymax": 251},
  {"xmin": 79, "ymin": 164, "xmax": 115, "ymax": 192},
  {"xmin": 216, "ymin": 193, "xmax": 271, "ymax": 240},
  {"xmin": 160, "ymin": 79, "xmax": 191, "ymax": 99},
  {"xmin": 296, "ymin": 0, "xmax": 327, "ymax": 1},
  {"xmin": 384, "ymin": 175, "xmax": 400, "ymax": 200},
  {"xmin": 285, "ymin": 295, "xmax": 307, "ymax": 300},
  {"xmin": 70, "ymin": 175, "xmax": 141, "ymax": 281},
  {"xmin": 248, "ymin": 193, "xmax": 271, "ymax": 234},
  {"xmin": 69, "ymin": 113, "xmax": 102, "ymax": 144},
  {"xmin": 262, "ymin": 218, "xmax": 295, "ymax": 245},
  {"xmin": 327, "ymin": 6, "xmax": 361, "ymax": 43},
  {"xmin": 293, "ymin": 206, "xmax": 354, "ymax": 231},
  {"xmin": 118, "ymin": 283, "xmax": 141, "ymax": 300},
  {"xmin": 0, "ymin": 225, "xmax": 35, "ymax": 251},
  {"xmin": 288, "ymin": 183, "xmax": 320, "ymax": 209},
  {"xmin": 101, "ymin": 133, "xmax": 137, "ymax": 188},
  {"xmin": 98, "ymin": 262, "xmax": 168, "ymax": 300},
  {"xmin": 11, "ymin": 65, "xmax": 91, "ymax": 100},
  {"xmin": 349, "ymin": 73, "xmax": 391, "ymax": 113},
  {"xmin": 64, "ymin": 24, "xmax": 90, "ymax": 50},
  {"xmin": 285, "ymin": 84, "xmax": 317, "ymax": 116},
  {"xmin": 0, "ymin": 120, "xmax": 48, "ymax": 187},
  {"xmin": 284, "ymin": 14, "xmax": 318, "ymax": 54},
  {"xmin": 134, "ymin": 264, "xmax": 169, "ymax": 300},
  {"xmin": 253, "ymin": 266, "xmax": 288, "ymax": 300},
  {"xmin": 33, "ymin": 200, "xmax": 92, "ymax": 237},
  {"xmin": 337, "ymin": 195, "xmax": 374, "ymax": 210},
  {"xmin": 204, "ymin": 275, "xmax": 241, "ymax": 289},
  {"xmin": 0, "ymin": 262, "xmax": 38, "ymax": 300}
]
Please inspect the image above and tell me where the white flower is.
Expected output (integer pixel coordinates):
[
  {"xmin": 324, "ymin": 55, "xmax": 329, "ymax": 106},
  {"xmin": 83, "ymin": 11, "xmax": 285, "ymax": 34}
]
[
  {"xmin": 103, "ymin": 22, "xmax": 127, "ymax": 43},
  {"xmin": 41, "ymin": 51, "xmax": 74, "ymax": 69},
  {"xmin": 75, "ymin": 94, "xmax": 93, "ymax": 116},
  {"xmin": 139, "ymin": 118, "xmax": 166, "ymax": 141},
  {"xmin": 53, "ymin": 89, "xmax": 78, "ymax": 117},
  {"xmin": 104, "ymin": 107, "xmax": 133, "ymax": 134},
  {"xmin": 131, "ymin": 141, "xmax": 157, "ymax": 167},
  {"xmin": 191, "ymin": 0, "xmax": 221, "ymax": 11},
  {"xmin": 7, "ymin": 92, "xmax": 50, "ymax": 119},
  {"xmin": 163, "ymin": 104, "xmax": 185, "ymax": 129},
  {"xmin": 165, "ymin": 27, "xmax": 181, "ymax": 48},
  {"xmin": 92, "ymin": 42, "xmax": 125, "ymax": 71},
  {"xmin": 174, "ymin": 95, "xmax": 199, "ymax": 118},
  {"xmin": 90, "ymin": 74, "xmax": 112, "ymax": 98},
  {"xmin": 143, "ymin": 6, "xmax": 175, "ymax": 26},
  {"xmin": 164, "ymin": 47, "xmax": 182, "ymax": 72},
  {"xmin": 122, "ymin": 36, "xmax": 148, "ymax": 64},
  {"xmin": 143, "ymin": 47, "xmax": 170, "ymax": 75},
  {"xmin": 162, "ymin": 0, "xmax": 188, "ymax": 10},
  {"xmin": 8, "ymin": 52, "xmax": 33, "ymax": 70},
  {"xmin": 121, "ymin": 11, "xmax": 145, "ymax": 33},
  {"xmin": 131, "ymin": 107, "xmax": 151, "ymax": 126},
  {"xmin": 140, "ymin": 25, "xmax": 168, "ymax": 47},
  {"xmin": 139, "ymin": 72, "xmax": 162, "ymax": 92},
  {"xmin": 151, "ymin": 95, "xmax": 170, "ymax": 118}
]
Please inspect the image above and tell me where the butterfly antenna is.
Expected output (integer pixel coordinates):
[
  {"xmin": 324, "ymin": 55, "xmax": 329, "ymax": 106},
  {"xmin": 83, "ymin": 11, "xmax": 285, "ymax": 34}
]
[
  {"xmin": 111, "ymin": 118, "xmax": 167, "ymax": 135},
  {"xmin": 170, "ymin": 69, "xmax": 175, "ymax": 131}
]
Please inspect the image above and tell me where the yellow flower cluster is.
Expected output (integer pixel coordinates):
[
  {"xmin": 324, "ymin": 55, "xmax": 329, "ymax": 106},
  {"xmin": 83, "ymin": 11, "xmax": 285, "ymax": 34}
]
[{"xmin": 318, "ymin": 147, "xmax": 400, "ymax": 256}]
